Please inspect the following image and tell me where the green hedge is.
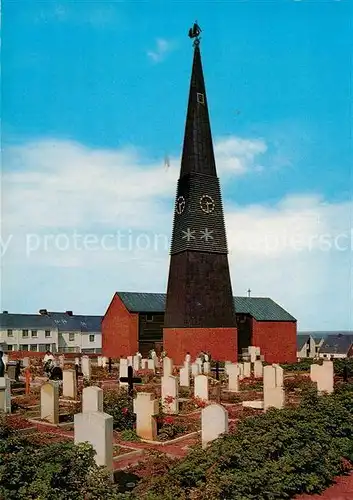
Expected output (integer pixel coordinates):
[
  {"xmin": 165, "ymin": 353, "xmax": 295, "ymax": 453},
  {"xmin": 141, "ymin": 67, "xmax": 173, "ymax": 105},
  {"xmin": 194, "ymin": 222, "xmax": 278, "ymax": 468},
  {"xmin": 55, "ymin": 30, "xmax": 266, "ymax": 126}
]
[
  {"xmin": 280, "ymin": 358, "xmax": 353, "ymax": 376},
  {"xmin": 133, "ymin": 388, "xmax": 353, "ymax": 499}
]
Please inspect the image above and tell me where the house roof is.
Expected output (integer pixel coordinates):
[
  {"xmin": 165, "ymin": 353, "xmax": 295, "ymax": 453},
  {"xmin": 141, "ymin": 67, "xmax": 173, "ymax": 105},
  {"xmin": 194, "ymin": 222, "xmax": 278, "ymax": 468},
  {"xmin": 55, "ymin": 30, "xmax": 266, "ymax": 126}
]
[
  {"xmin": 319, "ymin": 334, "xmax": 353, "ymax": 355},
  {"xmin": 116, "ymin": 292, "xmax": 296, "ymax": 322},
  {"xmin": 296, "ymin": 334, "xmax": 310, "ymax": 350},
  {"xmin": 0, "ymin": 312, "xmax": 102, "ymax": 332}
]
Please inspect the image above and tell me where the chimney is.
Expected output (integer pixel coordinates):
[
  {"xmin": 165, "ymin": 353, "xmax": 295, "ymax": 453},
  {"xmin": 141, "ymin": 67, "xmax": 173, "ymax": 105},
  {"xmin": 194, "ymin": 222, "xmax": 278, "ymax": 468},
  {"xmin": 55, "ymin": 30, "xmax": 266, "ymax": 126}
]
[
  {"xmin": 66, "ymin": 310, "xmax": 73, "ymax": 316},
  {"xmin": 39, "ymin": 309, "xmax": 48, "ymax": 315}
]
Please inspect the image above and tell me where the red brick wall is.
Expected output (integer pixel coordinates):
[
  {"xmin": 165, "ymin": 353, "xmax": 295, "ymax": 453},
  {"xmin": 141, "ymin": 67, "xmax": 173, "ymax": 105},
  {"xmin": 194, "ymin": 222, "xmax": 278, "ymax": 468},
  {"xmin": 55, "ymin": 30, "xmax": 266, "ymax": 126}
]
[
  {"xmin": 251, "ymin": 319, "xmax": 297, "ymax": 363},
  {"xmin": 164, "ymin": 327, "xmax": 237, "ymax": 364},
  {"xmin": 102, "ymin": 294, "xmax": 138, "ymax": 358}
]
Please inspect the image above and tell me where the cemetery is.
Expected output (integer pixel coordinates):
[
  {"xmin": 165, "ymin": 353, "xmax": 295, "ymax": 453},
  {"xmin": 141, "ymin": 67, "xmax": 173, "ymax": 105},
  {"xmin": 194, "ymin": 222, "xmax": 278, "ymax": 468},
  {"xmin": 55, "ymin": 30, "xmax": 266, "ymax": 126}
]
[{"xmin": 1, "ymin": 348, "xmax": 353, "ymax": 499}]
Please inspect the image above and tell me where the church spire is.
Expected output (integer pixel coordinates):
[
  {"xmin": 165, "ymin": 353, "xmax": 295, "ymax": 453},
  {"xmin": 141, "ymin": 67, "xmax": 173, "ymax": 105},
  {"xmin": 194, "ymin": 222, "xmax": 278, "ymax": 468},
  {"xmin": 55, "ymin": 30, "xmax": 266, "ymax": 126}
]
[{"xmin": 181, "ymin": 25, "xmax": 216, "ymax": 177}]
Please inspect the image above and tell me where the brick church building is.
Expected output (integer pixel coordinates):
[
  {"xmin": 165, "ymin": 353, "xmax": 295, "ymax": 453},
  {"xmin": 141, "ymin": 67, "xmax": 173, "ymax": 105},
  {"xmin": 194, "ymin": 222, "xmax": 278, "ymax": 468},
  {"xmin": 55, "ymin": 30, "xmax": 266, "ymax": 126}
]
[{"xmin": 102, "ymin": 25, "xmax": 297, "ymax": 364}]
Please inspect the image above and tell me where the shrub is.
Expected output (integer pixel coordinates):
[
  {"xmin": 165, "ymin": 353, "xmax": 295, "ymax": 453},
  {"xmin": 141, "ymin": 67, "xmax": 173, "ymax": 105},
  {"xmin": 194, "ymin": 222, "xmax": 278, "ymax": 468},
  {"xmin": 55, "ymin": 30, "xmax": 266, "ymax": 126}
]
[
  {"xmin": 103, "ymin": 388, "xmax": 135, "ymax": 431},
  {"xmin": 0, "ymin": 416, "xmax": 125, "ymax": 499},
  {"xmin": 120, "ymin": 429, "xmax": 141, "ymax": 442},
  {"xmin": 132, "ymin": 391, "xmax": 353, "ymax": 499},
  {"xmin": 284, "ymin": 374, "xmax": 315, "ymax": 392}
]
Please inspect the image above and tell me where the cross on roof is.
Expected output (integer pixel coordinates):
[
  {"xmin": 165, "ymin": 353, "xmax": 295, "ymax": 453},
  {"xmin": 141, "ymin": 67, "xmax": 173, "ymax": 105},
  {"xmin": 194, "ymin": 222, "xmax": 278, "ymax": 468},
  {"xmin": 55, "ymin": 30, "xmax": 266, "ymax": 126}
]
[
  {"xmin": 120, "ymin": 365, "xmax": 142, "ymax": 396},
  {"xmin": 247, "ymin": 288, "xmax": 251, "ymax": 297}
]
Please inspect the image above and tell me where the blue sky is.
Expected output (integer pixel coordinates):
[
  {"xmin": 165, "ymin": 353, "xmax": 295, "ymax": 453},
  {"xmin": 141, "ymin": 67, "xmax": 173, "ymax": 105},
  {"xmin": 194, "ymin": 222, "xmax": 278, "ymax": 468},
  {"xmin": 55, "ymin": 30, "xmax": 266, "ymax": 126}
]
[{"xmin": 1, "ymin": 0, "xmax": 352, "ymax": 330}]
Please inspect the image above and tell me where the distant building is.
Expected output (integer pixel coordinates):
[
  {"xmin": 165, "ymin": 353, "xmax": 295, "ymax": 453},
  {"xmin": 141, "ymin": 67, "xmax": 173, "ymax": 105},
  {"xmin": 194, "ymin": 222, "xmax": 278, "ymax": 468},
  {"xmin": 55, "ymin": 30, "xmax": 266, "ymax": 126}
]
[
  {"xmin": 319, "ymin": 334, "xmax": 353, "ymax": 359},
  {"xmin": 102, "ymin": 292, "xmax": 297, "ymax": 363},
  {"xmin": 296, "ymin": 334, "xmax": 317, "ymax": 358},
  {"xmin": 0, "ymin": 310, "xmax": 102, "ymax": 354}
]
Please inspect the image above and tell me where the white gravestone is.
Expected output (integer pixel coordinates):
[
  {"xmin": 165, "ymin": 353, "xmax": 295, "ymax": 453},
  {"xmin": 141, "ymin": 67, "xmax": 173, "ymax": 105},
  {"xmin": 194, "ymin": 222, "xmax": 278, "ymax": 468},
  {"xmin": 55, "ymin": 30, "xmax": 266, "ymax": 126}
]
[
  {"xmin": 127, "ymin": 356, "xmax": 133, "ymax": 367},
  {"xmin": 147, "ymin": 359, "xmax": 155, "ymax": 371},
  {"xmin": 237, "ymin": 363, "xmax": 244, "ymax": 380},
  {"xmin": 41, "ymin": 381, "xmax": 59, "ymax": 424},
  {"xmin": 243, "ymin": 362, "xmax": 251, "ymax": 378},
  {"xmin": 97, "ymin": 356, "xmax": 103, "ymax": 367},
  {"xmin": 119, "ymin": 359, "xmax": 128, "ymax": 388},
  {"xmin": 185, "ymin": 354, "xmax": 191, "ymax": 364},
  {"xmin": 82, "ymin": 386, "xmax": 104, "ymax": 413},
  {"xmin": 253, "ymin": 360, "xmax": 263, "ymax": 378},
  {"xmin": 263, "ymin": 365, "xmax": 284, "ymax": 411},
  {"xmin": 196, "ymin": 358, "xmax": 203, "ymax": 369},
  {"xmin": 227, "ymin": 363, "xmax": 239, "ymax": 392},
  {"xmin": 75, "ymin": 357, "xmax": 80, "ymax": 366},
  {"xmin": 74, "ymin": 411, "xmax": 113, "ymax": 470},
  {"xmin": 163, "ymin": 357, "xmax": 173, "ymax": 377},
  {"xmin": 133, "ymin": 355, "xmax": 140, "ymax": 372},
  {"xmin": 133, "ymin": 392, "xmax": 159, "ymax": 440},
  {"xmin": 81, "ymin": 356, "xmax": 91, "ymax": 379},
  {"xmin": 22, "ymin": 357, "xmax": 29, "ymax": 367},
  {"xmin": 194, "ymin": 374, "xmax": 209, "ymax": 401},
  {"xmin": 203, "ymin": 362, "xmax": 211, "ymax": 375},
  {"xmin": 3, "ymin": 353, "xmax": 9, "ymax": 367},
  {"xmin": 191, "ymin": 363, "xmax": 200, "ymax": 377},
  {"xmin": 0, "ymin": 376, "xmax": 11, "ymax": 413},
  {"xmin": 101, "ymin": 356, "xmax": 107, "ymax": 368},
  {"xmin": 141, "ymin": 359, "xmax": 149, "ymax": 369},
  {"xmin": 201, "ymin": 404, "xmax": 228, "ymax": 448},
  {"xmin": 179, "ymin": 366, "xmax": 190, "ymax": 387},
  {"xmin": 62, "ymin": 370, "xmax": 77, "ymax": 399},
  {"xmin": 310, "ymin": 361, "xmax": 334, "ymax": 394},
  {"xmin": 161, "ymin": 375, "xmax": 179, "ymax": 413}
]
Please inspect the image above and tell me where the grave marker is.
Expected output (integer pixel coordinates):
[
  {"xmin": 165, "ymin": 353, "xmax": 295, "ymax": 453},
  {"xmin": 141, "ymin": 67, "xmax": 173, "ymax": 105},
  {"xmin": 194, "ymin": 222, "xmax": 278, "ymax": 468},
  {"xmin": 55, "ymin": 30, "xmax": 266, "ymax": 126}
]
[
  {"xmin": 120, "ymin": 365, "xmax": 142, "ymax": 396},
  {"xmin": 161, "ymin": 375, "xmax": 178, "ymax": 413},
  {"xmin": 194, "ymin": 374, "xmax": 209, "ymax": 401},
  {"xmin": 263, "ymin": 364, "xmax": 284, "ymax": 411},
  {"xmin": 82, "ymin": 386, "xmax": 104, "ymax": 413},
  {"xmin": 74, "ymin": 411, "xmax": 113, "ymax": 470},
  {"xmin": 133, "ymin": 392, "xmax": 158, "ymax": 440},
  {"xmin": 0, "ymin": 376, "xmax": 11, "ymax": 413},
  {"xmin": 62, "ymin": 369, "xmax": 77, "ymax": 400},
  {"xmin": 81, "ymin": 356, "xmax": 91, "ymax": 379},
  {"xmin": 163, "ymin": 357, "xmax": 173, "ymax": 377},
  {"xmin": 201, "ymin": 404, "xmax": 228, "ymax": 448},
  {"xmin": 227, "ymin": 363, "xmax": 239, "ymax": 392},
  {"xmin": 40, "ymin": 381, "xmax": 59, "ymax": 424}
]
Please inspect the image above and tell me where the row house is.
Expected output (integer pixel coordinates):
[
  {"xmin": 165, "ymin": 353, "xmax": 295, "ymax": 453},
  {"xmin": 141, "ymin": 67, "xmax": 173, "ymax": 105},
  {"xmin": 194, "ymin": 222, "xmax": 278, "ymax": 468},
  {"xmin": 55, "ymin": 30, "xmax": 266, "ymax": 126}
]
[{"xmin": 0, "ymin": 309, "xmax": 102, "ymax": 354}]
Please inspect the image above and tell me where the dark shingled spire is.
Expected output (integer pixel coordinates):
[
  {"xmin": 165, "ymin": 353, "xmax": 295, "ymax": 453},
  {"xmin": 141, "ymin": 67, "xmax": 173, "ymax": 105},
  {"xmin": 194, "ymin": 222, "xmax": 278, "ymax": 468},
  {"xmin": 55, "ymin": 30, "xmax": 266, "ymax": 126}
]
[
  {"xmin": 164, "ymin": 28, "xmax": 236, "ymax": 329},
  {"xmin": 180, "ymin": 44, "xmax": 217, "ymax": 177}
]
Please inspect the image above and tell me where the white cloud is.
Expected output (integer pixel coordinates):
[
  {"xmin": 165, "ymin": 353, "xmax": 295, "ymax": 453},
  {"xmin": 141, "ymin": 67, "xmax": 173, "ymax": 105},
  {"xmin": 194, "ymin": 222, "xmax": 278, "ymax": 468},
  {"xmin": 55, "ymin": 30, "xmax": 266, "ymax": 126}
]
[
  {"xmin": 1, "ymin": 137, "xmax": 352, "ymax": 329},
  {"xmin": 147, "ymin": 38, "xmax": 174, "ymax": 63}
]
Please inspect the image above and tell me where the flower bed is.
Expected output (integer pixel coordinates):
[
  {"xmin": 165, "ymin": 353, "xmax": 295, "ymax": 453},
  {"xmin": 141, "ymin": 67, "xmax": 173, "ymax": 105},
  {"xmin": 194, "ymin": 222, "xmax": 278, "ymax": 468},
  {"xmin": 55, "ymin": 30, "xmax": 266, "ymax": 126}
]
[
  {"xmin": 3, "ymin": 414, "xmax": 33, "ymax": 430},
  {"xmin": 25, "ymin": 431, "xmax": 72, "ymax": 445},
  {"xmin": 113, "ymin": 445, "xmax": 137, "ymax": 457}
]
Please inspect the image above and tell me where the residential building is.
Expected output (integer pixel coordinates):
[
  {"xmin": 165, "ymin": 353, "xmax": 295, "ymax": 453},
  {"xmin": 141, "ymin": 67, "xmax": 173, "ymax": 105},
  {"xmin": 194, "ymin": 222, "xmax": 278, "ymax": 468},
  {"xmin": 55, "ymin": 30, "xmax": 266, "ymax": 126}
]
[
  {"xmin": 0, "ymin": 310, "xmax": 102, "ymax": 354},
  {"xmin": 319, "ymin": 334, "xmax": 353, "ymax": 359},
  {"xmin": 296, "ymin": 335, "xmax": 317, "ymax": 358}
]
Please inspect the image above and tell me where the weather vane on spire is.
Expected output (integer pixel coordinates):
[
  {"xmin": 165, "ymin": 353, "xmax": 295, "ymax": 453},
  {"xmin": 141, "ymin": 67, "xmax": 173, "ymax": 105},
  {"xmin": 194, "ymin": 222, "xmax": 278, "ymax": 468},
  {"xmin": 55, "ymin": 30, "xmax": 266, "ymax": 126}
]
[{"xmin": 188, "ymin": 21, "xmax": 202, "ymax": 46}]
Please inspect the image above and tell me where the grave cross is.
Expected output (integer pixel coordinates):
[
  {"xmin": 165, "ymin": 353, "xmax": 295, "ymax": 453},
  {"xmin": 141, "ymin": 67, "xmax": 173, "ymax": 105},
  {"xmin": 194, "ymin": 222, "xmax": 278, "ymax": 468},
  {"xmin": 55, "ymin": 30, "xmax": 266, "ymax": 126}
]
[
  {"xmin": 108, "ymin": 357, "xmax": 112, "ymax": 374},
  {"xmin": 119, "ymin": 365, "xmax": 142, "ymax": 396},
  {"xmin": 214, "ymin": 361, "xmax": 220, "ymax": 380}
]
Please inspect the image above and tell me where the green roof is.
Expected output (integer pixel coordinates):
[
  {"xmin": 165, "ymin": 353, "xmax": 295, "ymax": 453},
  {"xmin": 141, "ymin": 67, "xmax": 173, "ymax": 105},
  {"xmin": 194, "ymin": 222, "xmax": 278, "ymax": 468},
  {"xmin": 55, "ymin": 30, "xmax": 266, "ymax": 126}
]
[{"xmin": 116, "ymin": 292, "xmax": 296, "ymax": 322}]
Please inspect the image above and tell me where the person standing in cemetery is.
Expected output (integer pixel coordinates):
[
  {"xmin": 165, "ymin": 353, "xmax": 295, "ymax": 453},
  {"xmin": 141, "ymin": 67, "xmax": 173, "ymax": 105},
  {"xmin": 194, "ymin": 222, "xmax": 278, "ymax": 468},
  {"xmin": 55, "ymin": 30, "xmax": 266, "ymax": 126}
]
[{"xmin": 43, "ymin": 350, "xmax": 55, "ymax": 376}]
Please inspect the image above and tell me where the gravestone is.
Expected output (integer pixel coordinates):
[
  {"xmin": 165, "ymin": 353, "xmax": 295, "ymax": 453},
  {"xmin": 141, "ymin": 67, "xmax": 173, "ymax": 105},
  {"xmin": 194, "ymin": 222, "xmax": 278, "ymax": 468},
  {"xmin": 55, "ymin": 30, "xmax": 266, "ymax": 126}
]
[
  {"xmin": 203, "ymin": 362, "xmax": 211, "ymax": 375},
  {"xmin": 238, "ymin": 363, "xmax": 244, "ymax": 380},
  {"xmin": 163, "ymin": 357, "xmax": 173, "ymax": 377},
  {"xmin": 0, "ymin": 376, "xmax": 11, "ymax": 413},
  {"xmin": 310, "ymin": 361, "xmax": 334, "ymax": 394},
  {"xmin": 97, "ymin": 356, "xmax": 103, "ymax": 367},
  {"xmin": 263, "ymin": 364, "xmax": 284, "ymax": 411},
  {"xmin": 133, "ymin": 392, "xmax": 158, "ymax": 440},
  {"xmin": 161, "ymin": 375, "xmax": 179, "ymax": 413},
  {"xmin": 191, "ymin": 363, "xmax": 200, "ymax": 377},
  {"xmin": 82, "ymin": 386, "xmax": 104, "ymax": 413},
  {"xmin": 133, "ymin": 355, "xmax": 140, "ymax": 372},
  {"xmin": 74, "ymin": 411, "xmax": 113, "ymax": 470},
  {"xmin": 141, "ymin": 359, "xmax": 149, "ymax": 370},
  {"xmin": 194, "ymin": 374, "xmax": 209, "ymax": 401},
  {"xmin": 62, "ymin": 370, "xmax": 77, "ymax": 399},
  {"xmin": 119, "ymin": 366, "xmax": 142, "ymax": 396},
  {"xmin": 22, "ymin": 357, "xmax": 30, "ymax": 368},
  {"xmin": 243, "ymin": 362, "xmax": 251, "ymax": 378},
  {"xmin": 102, "ymin": 356, "xmax": 107, "ymax": 369},
  {"xmin": 253, "ymin": 360, "xmax": 263, "ymax": 378},
  {"xmin": 147, "ymin": 359, "xmax": 155, "ymax": 371},
  {"xmin": 81, "ymin": 356, "xmax": 91, "ymax": 379},
  {"xmin": 119, "ymin": 359, "xmax": 129, "ymax": 388},
  {"xmin": 40, "ymin": 381, "xmax": 59, "ymax": 424},
  {"xmin": 195, "ymin": 358, "xmax": 203, "ymax": 369},
  {"xmin": 201, "ymin": 404, "xmax": 228, "ymax": 448},
  {"xmin": 227, "ymin": 363, "xmax": 239, "ymax": 392},
  {"xmin": 185, "ymin": 353, "xmax": 191, "ymax": 364},
  {"xmin": 127, "ymin": 356, "xmax": 133, "ymax": 367},
  {"xmin": 179, "ymin": 366, "xmax": 190, "ymax": 387}
]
